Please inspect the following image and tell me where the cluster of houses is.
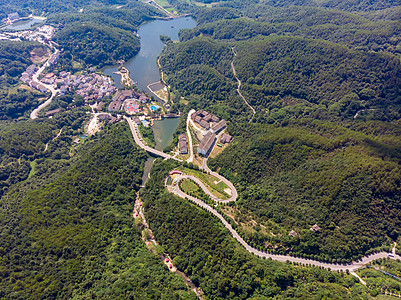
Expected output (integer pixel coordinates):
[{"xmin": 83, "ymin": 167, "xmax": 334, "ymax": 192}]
[
  {"xmin": 108, "ymin": 89, "xmax": 150, "ymax": 113},
  {"xmin": 192, "ymin": 110, "xmax": 233, "ymax": 157},
  {"xmin": 178, "ymin": 134, "xmax": 188, "ymax": 155},
  {"xmin": 20, "ymin": 64, "xmax": 48, "ymax": 93},
  {"xmin": 70, "ymin": 73, "xmax": 116, "ymax": 104}
]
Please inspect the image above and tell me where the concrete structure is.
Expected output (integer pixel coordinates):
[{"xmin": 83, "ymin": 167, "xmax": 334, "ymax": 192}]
[
  {"xmin": 311, "ymin": 224, "xmax": 321, "ymax": 232},
  {"xmin": 108, "ymin": 101, "xmax": 123, "ymax": 112},
  {"xmin": 220, "ymin": 133, "xmax": 233, "ymax": 144},
  {"xmin": 178, "ymin": 133, "xmax": 188, "ymax": 155},
  {"xmin": 211, "ymin": 119, "xmax": 227, "ymax": 134},
  {"xmin": 197, "ymin": 132, "xmax": 216, "ymax": 157}
]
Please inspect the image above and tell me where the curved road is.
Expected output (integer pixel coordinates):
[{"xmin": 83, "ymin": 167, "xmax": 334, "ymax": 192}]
[
  {"xmin": 169, "ymin": 175, "xmax": 401, "ymax": 272},
  {"xmin": 176, "ymin": 174, "xmax": 236, "ymax": 203},
  {"xmin": 186, "ymin": 109, "xmax": 195, "ymax": 163},
  {"xmin": 125, "ymin": 116, "xmax": 181, "ymax": 161},
  {"xmin": 231, "ymin": 47, "xmax": 255, "ymax": 123},
  {"xmin": 201, "ymin": 157, "xmax": 238, "ymax": 202},
  {"xmin": 126, "ymin": 114, "xmax": 399, "ymax": 274},
  {"xmin": 30, "ymin": 48, "xmax": 60, "ymax": 119}
]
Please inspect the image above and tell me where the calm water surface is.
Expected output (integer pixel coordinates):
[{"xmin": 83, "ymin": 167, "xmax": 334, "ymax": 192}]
[
  {"xmin": 106, "ymin": 17, "xmax": 195, "ymax": 184},
  {"xmin": 5, "ymin": 18, "xmax": 43, "ymax": 30}
]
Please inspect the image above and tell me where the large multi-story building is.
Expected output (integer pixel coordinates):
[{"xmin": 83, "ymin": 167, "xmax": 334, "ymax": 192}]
[{"xmin": 197, "ymin": 132, "xmax": 216, "ymax": 157}]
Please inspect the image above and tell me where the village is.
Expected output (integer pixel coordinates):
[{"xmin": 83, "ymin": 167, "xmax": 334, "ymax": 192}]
[{"xmin": 19, "ymin": 49, "xmax": 170, "ymax": 137}]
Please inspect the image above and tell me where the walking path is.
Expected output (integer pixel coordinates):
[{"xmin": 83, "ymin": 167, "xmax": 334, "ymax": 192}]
[
  {"xmin": 231, "ymin": 47, "xmax": 255, "ymax": 123},
  {"xmin": 43, "ymin": 128, "xmax": 63, "ymax": 152}
]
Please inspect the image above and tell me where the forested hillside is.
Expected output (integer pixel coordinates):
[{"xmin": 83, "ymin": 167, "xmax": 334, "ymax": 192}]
[
  {"xmin": 161, "ymin": 35, "xmax": 401, "ymax": 122},
  {"xmin": 0, "ymin": 41, "xmax": 46, "ymax": 119},
  {"xmin": 0, "ymin": 124, "xmax": 194, "ymax": 299},
  {"xmin": 183, "ymin": 6, "xmax": 401, "ymax": 56},
  {"xmin": 141, "ymin": 159, "xmax": 373, "ymax": 298},
  {"xmin": 52, "ymin": 5, "xmax": 161, "ymax": 69},
  {"xmin": 208, "ymin": 120, "xmax": 401, "ymax": 261},
  {"xmin": 158, "ymin": 2, "xmax": 401, "ymax": 263},
  {"xmin": 0, "ymin": 0, "xmax": 129, "ymax": 19}
]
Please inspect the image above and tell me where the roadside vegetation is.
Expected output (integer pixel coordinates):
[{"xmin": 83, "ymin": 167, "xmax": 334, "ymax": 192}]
[
  {"xmin": 141, "ymin": 159, "xmax": 374, "ymax": 299},
  {"xmin": 358, "ymin": 259, "xmax": 401, "ymax": 296},
  {"xmin": 138, "ymin": 123, "xmax": 156, "ymax": 148},
  {"xmin": 177, "ymin": 165, "xmax": 231, "ymax": 200},
  {"xmin": 158, "ymin": 0, "xmax": 401, "ymax": 264},
  {"xmin": 0, "ymin": 124, "xmax": 195, "ymax": 299}
]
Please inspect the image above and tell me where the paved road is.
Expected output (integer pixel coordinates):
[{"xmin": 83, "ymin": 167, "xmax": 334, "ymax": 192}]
[
  {"xmin": 126, "ymin": 109, "xmax": 400, "ymax": 274},
  {"xmin": 201, "ymin": 157, "xmax": 238, "ymax": 202},
  {"xmin": 176, "ymin": 174, "xmax": 236, "ymax": 203},
  {"xmin": 186, "ymin": 109, "xmax": 195, "ymax": 163},
  {"xmin": 126, "ymin": 107, "xmax": 400, "ymax": 275},
  {"xmin": 30, "ymin": 48, "xmax": 60, "ymax": 119},
  {"xmin": 231, "ymin": 47, "xmax": 255, "ymax": 123},
  {"xmin": 125, "ymin": 116, "xmax": 182, "ymax": 161},
  {"xmin": 170, "ymin": 180, "xmax": 401, "ymax": 272}
]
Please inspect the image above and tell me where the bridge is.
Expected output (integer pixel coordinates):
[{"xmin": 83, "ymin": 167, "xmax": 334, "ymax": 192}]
[{"xmin": 125, "ymin": 117, "xmax": 181, "ymax": 161}]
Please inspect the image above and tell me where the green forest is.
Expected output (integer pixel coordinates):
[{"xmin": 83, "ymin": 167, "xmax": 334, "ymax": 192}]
[
  {"xmin": 141, "ymin": 159, "xmax": 373, "ymax": 299},
  {"xmin": 0, "ymin": 41, "xmax": 47, "ymax": 119},
  {"xmin": 158, "ymin": 0, "xmax": 401, "ymax": 264},
  {"xmin": 0, "ymin": 0, "xmax": 400, "ymax": 298},
  {"xmin": 51, "ymin": 4, "xmax": 162, "ymax": 69},
  {"xmin": 0, "ymin": 124, "xmax": 196, "ymax": 299}
]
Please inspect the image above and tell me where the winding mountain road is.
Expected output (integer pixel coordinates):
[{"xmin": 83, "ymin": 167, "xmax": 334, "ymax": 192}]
[
  {"xmin": 125, "ymin": 114, "xmax": 398, "ymax": 276},
  {"xmin": 169, "ymin": 175, "xmax": 401, "ymax": 273},
  {"xmin": 231, "ymin": 47, "xmax": 255, "ymax": 123},
  {"xmin": 175, "ymin": 174, "xmax": 236, "ymax": 203},
  {"xmin": 30, "ymin": 48, "xmax": 60, "ymax": 119}
]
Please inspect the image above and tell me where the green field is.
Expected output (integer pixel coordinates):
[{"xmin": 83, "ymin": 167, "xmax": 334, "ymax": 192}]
[{"xmin": 177, "ymin": 166, "xmax": 230, "ymax": 200}]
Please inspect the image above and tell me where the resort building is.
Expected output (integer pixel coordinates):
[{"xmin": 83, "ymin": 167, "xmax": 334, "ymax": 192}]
[
  {"xmin": 220, "ymin": 133, "xmax": 233, "ymax": 144},
  {"xmin": 108, "ymin": 100, "xmax": 123, "ymax": 112},
  {"xmin": 211, "ymin": 119, "xmax": 227, "ymax": 134},
  {"xmin": 178, "ymin": 133, "xmax": 188, "ymax": 155},
  {"xmin": 197, "ymin": 132, "xmax": 216, "ymax": 157}
]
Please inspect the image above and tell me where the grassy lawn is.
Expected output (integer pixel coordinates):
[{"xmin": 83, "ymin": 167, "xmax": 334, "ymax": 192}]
[
  {"xmin": 155, "ymin": 0, "xmax": 170, "ymax": 7},
  {"xmin": 28, "ymin": 160, "xmax": 36, "ymax": 179},
  {"xmin": 179, "ymin": 179, "xmax": 210, "ymax": 202},
  {"xmin": 180, "ymin": 179, "xmax": 200, "ymax": 194},
  {"xmin": 177, "ymin": 166, "xmax": 230, "ymax": 200}
]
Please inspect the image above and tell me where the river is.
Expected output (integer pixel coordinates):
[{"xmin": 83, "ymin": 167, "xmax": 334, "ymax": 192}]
[{"xmin": 104, "ymin": 17, "xmax": 195, "ymax": 184}]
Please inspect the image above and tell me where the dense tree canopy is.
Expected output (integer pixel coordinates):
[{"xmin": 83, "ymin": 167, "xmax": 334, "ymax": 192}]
[{"xmin": 0, "ymin": 124, "xmax": 194, "ymax": 299}]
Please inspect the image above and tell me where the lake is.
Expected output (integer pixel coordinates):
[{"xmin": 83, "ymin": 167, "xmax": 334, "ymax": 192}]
[
  {"xmin": 103, "ymin": 16, "xmax": 196, "ymax": 93},
  {"xmin": 105, "ymin": 16, "xmax": 195, "ymax": 184},
  {"xmin": 5, "ymin": 18, "xmax": 43, "ymax": 30}
]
